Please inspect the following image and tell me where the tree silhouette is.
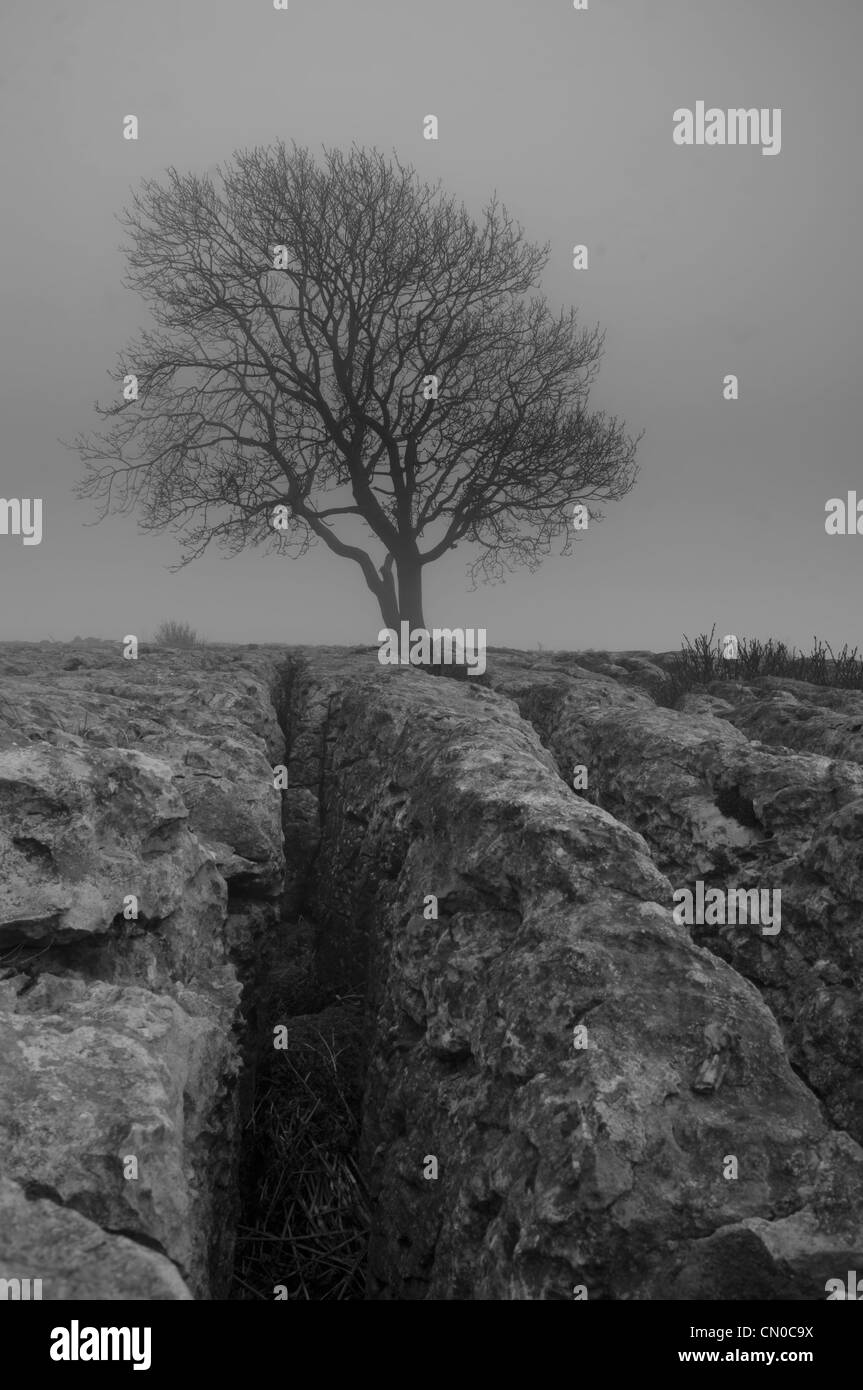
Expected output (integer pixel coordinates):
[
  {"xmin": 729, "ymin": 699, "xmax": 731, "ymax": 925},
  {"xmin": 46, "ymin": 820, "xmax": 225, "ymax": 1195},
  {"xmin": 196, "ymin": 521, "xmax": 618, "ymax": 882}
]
[{"xmin": 72, "ymin": 142, "xmax": 640, "ymax": 630}]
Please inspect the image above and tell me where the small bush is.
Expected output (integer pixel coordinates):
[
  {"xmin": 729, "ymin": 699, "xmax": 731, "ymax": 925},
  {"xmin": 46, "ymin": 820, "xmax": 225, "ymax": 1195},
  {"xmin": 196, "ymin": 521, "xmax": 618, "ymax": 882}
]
[
  {"xmin": 657, "ymin": 624, "xmax": 863, "ymax": 706},
  {"xmin": 153, "ymin": 619, "xmax": 199, "ymax": 649}
]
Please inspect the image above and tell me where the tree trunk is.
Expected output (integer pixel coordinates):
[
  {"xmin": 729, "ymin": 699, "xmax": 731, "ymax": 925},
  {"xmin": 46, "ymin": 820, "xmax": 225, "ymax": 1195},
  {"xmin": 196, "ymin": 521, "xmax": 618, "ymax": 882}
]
[
  {"xmin": 372, "ymin": 555, "xmax": 399, "ymax": 629},
  {"xmin": 371, "ymin": 581, "xmax": 399, "ymax": 630},
  {"xmin": 396, "ymin": 558, "xmax": 425, "ymax": 630},
  {"xmin": 361, "ymin": 563, "xmax": 399, "ymax": 629},
  {"xmin": 378, "ymin": 590, "xmax": 400, "ymax": 630}
]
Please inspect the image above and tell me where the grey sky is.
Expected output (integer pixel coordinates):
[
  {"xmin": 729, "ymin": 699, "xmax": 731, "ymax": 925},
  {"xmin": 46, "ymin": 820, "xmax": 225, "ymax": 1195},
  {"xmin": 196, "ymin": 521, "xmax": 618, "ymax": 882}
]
[{"xmin": 1, "ymin": 0, "xmax": 860, "ymax": 651}]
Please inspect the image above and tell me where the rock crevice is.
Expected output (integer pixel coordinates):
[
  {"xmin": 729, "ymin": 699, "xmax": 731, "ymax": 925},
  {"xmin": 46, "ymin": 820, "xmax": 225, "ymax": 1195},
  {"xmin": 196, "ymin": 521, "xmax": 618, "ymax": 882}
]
[
  {"xmin": 0, "ymin": 645, "xmax": 287, "ymax": 1299},
  {"xmin": 275, "ymin": 647, "xmax": 863, "ymax": 1300},
  {"xmin": 1, "ymin": 641, "xmax": 862, "ymax": 1301}
]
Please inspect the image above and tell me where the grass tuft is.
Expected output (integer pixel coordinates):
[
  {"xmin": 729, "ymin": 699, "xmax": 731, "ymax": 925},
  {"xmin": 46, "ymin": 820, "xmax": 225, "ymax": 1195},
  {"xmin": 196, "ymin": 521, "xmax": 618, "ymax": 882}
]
[{"xmin": 657, "ymin": 624, "xmax": 863, "ymax": 706}]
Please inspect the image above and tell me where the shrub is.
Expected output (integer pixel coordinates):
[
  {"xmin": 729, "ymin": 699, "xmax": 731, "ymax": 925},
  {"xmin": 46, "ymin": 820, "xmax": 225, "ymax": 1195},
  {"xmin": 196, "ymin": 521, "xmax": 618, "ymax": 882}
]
[
  {"xmin": 657, "ymin": 624, "xmax": 863, "ymax": 706},
  {"xmin": 153, "ymin": 619, "xmax": 199, "ymax": 648}
]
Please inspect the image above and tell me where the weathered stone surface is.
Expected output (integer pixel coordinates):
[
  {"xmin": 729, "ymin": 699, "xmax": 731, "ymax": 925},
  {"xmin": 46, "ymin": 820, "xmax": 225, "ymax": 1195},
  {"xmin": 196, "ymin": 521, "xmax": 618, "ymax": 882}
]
[
  {"xmin": 488, "ymin": 654, "xmax": 863, "ymax": 1148},
  {"xmin": 0, "ymin": 742, "xmax": 222, "ymax": 946},
  {"xmin": 0, "ymin": 648, "xmax": 285, "ymax": 893},
  {"xmin": 3, "ymin": 639, "xmax": 863, "ymax": 1302},
  {"xmin": 0, "ymin": 643, "xmax": 287, "ymax": 1299},
  {"xmin": 715, "ymin": 681, "xmax": 863, "ymax": 766},
  {"xmin": 0, "ymin": 1176, "xmax": 193, "ymax": 1300},
  {"xmin": 0, "ymin": 972, "xmax": 239, "ymax": 1297},
  {"xmin": 279, "ymin": 650, "xmax": 863, "ymax": 1300}
]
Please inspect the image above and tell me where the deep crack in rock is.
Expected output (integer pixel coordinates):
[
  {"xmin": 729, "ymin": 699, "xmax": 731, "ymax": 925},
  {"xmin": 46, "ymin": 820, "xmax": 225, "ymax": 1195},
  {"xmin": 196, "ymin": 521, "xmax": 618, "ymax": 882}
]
[{"xmin": 1, "ymin": 642, "xmax": 862, "ymax": 1300}]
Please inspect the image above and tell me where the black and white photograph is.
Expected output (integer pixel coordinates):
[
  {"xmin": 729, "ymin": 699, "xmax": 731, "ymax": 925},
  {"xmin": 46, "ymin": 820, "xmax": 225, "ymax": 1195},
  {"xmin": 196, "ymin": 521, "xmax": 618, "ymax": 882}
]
[{"xmin": 0, "ymin": 0, "xmax": 861, "ymax": 1358}]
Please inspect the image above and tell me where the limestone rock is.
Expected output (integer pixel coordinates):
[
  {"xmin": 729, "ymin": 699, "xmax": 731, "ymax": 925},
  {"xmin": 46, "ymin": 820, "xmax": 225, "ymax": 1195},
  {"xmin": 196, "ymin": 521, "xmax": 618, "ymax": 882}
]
[
  {"xmin": 0, "ymin": 642, "xmax": 287, "ymax": 1299},
  {"xmin": 3, "ymin": 638, "xmax": 863, "ymax": 1302},
  {"xmin": 0, "ymin": 972, "xmax": 240, "ymax": 1297},
  {"xmin": 0, "ymin": 742, "xmax": 219, "ymax": 945},
  {"xmin": 279, "ymin": 651, "xmax": 863, "ymax": 1300},
  {"xmin": 489, "ymin": 654, "xmax": 863, "ymax": 1148},
  {"xmin": 0, "ymin": 1176, "xmax": 193, "ymax": 1300}
]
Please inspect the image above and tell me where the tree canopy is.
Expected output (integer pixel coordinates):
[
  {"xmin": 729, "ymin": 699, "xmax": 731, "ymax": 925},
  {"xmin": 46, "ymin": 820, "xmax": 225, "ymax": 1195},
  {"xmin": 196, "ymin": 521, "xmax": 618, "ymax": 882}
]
[{"xmin": 72, "ymin": 141, "xmax": 640, "ymax": 629}]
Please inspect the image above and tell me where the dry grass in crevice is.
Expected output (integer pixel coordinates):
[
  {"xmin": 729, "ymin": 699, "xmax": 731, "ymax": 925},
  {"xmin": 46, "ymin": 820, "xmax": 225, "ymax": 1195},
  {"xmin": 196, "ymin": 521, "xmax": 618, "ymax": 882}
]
[{"xmin": 231, "ymin": 1006, "xmax": 371, "ymax": 1300}]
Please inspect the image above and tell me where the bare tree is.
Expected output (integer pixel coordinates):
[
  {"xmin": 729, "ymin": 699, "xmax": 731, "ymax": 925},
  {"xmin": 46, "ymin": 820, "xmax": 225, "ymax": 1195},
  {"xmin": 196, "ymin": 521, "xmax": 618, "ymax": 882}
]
[{"xmin": 71, "ymin": 142, "xmax": 640, "ymax": 630}]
